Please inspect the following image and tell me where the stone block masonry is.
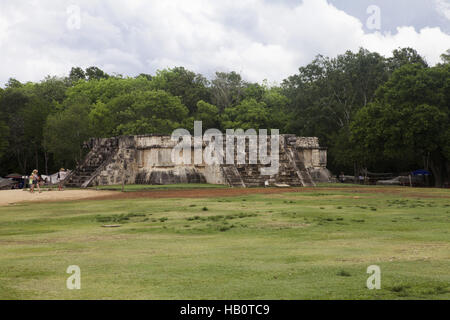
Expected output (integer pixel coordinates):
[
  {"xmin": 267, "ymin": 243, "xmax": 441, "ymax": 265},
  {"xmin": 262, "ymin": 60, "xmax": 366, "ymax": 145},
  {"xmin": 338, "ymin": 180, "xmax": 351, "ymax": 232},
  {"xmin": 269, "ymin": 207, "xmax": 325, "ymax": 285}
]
[{"xmin": 65, "ymin": 134, "xmax": 332, "ymax": 188}]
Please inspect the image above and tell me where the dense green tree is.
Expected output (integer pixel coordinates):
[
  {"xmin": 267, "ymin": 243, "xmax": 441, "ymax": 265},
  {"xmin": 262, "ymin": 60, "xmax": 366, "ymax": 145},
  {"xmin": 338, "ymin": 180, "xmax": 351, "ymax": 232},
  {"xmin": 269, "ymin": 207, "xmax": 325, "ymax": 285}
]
[
  {"xmin": 351, "ymin": 63, "xmax": 450, "ymax": 186},
  {"xmin": 0, "ymin": 84, "xmax": 32, "ymax": 173},
  {"xmin": 35, "ymin": 76, "xmax": 70, "ymax": 104},
  {"xmin": 66, "ymin": 76, "xmax": 152, "ymax": 105},
  {"xmin": 1, "ymin": 47, "xmax": 448, "ymax": 184},
  {"xmin": 0, "ymin": 120, "xmax": 8, "ymax": 161},
  {"xmin": 441, "ymin": 49, "xmax": 450, "ymax": 64},
  {"xmin": 137, "ymin": 73, "xmax": 152, "ymax": 81},
  {"xmin": 242, "ymin": 83, "xmax": 266, "ymax": 101},
  {"xmin": 43, "ymin": 98, "xmax": 92, "ymax": 167},
  {"xmin": 69, "ymin": 67, "xmax": 86, "ymax": 84},
  {"xmin": 113, "ymin": 90, "xmax": 189, "ymax": 136},
  {"xmin": 221, "ymin": 98, "xmax": 270, "ymax": 130},
  {"xmin": 261, "ymin": 87, "xmax": 290, "ymax": 131},
  {"xmin": 211, "ymin": 71, "xmax": 246, "ymax": 111},
  {"xmin": 85, "ymin": 66, "xmax": 109, "ymax": 81},
  {"xmin": 282, "ymin": 48, "xmax": 389, "ymax": 172},
  {"xmin": 150, "ymin": 67, "xmax": 210, "ymax": 114},
  {"xmin": 5, "ymin": 78, "xmax": 23, "ymax": 89},
  {"xmin": 388, "ymin": 47, "xmax": 428, "ymax": 72},
  {"xmin": 194, "ymin": 100, "xmax": 220, "ymax": 129}
]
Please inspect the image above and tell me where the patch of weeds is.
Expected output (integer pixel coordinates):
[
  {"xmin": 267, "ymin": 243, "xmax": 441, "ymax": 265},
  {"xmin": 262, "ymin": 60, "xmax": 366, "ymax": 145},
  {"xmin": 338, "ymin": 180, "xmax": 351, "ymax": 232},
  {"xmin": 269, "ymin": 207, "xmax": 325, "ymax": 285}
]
[
  {"xmin": 189, "ymin": 204, "xmax": 197, "ymax": 207},
  {"xmin": 95, "ymin": 212, "xmax": 147, "ymax": 224},
  {"xmin": 390, "ymin": 285, "xmax": 408, "ymax": 292},
  {"xmin": 202, "ymin": 207, "xmax": 209, "ymax": 211},
  {"xmin": 309, "ymin": 193, "xmax": 333, "ymax": 197},
  {"xmin": 186, "ymin": 212, "xmax": 258, "ymax": 222},
  {"xmin": 159, "ymin": 217, "xmax": 168, "ymax": 223},
  {"xmin": 389, "ymin": 284, "xmax": 412, "ymax": 296},
  {"xmin": 425, "ymin": 285, "xmax": 448, "ymax": 295},
  {"xmin": 208, "ymin": 215, "xmax": 224, "ymax": 222},
  {"xmin": 95, "ymin": 216, "xmax": 114, "ymax": 223},
  {"xmin": 352, "ymin": 219, "xmax": 365, "ymax": 223},
  {"xmin": 127, "ymin": 213, "xmax": 146, "ymax": 218},
  {"xmin": 218, "ymin": 224, "xmax": 235, "ymax": 232},
  {"xmin": 337, "ymin": 206, "xmax": 343, "ymax": 210},
  {"xmin": 337, "ymin": 270, "xmax": 351, "ymax": 277}
]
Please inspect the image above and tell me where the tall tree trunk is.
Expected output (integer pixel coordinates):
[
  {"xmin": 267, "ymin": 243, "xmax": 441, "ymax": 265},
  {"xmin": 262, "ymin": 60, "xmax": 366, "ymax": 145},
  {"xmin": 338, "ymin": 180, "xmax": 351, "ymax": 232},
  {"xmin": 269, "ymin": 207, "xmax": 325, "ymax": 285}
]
[
  {"xmin": 44, "ymin": 152, "xmax": 49, "ymax": 175},
  {"xmin": 429, "ymin": 159, "xmax": 444, "ymax": 188},
  {"xmin": 16, "ymin": 148, "xmax": 26, "ymax": 174},
  {"xmin": 36, "ymin": 149, "xmax": 39, "ymax": 171}
]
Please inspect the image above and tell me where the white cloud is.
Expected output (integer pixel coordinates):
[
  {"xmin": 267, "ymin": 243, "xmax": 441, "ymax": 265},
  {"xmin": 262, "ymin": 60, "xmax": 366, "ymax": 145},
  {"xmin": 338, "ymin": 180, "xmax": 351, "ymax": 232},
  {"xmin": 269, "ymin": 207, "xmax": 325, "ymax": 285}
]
[
  {"xmin": 435, "ymin": 0, "xmax": 450, "ymax": 20},
  {"xmin": 0, "ymin": 0, "xmax": 449, "ymax": 86}
]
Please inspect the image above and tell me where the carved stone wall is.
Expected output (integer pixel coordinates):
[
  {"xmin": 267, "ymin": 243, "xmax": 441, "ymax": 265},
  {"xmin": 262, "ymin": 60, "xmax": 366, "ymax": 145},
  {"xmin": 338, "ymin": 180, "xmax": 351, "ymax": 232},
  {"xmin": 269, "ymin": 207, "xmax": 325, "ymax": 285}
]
[{"xmin": 68, "ymin": 134, "xmax": 332, "ymax": 188}]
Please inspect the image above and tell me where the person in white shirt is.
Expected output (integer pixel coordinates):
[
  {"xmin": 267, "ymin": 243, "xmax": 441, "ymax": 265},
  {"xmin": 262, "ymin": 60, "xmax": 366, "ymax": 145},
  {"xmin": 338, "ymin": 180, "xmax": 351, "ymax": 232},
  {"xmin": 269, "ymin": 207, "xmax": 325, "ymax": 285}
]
[{"xmin": 58, "ymin": 168, "xmax": 67, "ymax": 191}]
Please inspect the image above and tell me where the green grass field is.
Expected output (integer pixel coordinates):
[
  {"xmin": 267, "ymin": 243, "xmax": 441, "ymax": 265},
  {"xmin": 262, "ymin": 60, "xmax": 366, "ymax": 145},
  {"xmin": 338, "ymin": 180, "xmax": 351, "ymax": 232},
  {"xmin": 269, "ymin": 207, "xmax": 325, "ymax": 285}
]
[{"xmin": 0, "ymin": 185, "xmax": 449, "ymax": 300}]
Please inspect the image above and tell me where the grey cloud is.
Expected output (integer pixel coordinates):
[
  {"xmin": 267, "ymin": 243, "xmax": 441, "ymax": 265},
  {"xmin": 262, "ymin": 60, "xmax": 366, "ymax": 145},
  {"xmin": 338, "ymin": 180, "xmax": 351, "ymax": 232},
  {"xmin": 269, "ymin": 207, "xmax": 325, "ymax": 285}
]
[{"xmin": 0, "ymin": 0, "xmax": 449, "ymax": 87}]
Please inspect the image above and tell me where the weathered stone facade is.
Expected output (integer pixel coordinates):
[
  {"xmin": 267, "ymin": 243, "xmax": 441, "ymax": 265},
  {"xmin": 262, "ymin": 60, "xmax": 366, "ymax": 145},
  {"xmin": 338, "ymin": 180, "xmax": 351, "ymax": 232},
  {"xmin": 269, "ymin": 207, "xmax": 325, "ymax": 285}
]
[{"xmin": 65, "ymin": 134, "xmax": 332, "ymax": 188}]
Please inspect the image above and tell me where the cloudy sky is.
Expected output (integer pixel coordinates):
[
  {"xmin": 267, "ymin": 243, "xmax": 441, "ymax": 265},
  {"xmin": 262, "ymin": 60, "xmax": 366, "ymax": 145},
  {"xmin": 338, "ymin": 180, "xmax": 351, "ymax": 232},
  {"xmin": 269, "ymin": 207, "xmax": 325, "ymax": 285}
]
[{"xmin": 0, "ymin": 0, "xmax": 449, "ymax": 86}]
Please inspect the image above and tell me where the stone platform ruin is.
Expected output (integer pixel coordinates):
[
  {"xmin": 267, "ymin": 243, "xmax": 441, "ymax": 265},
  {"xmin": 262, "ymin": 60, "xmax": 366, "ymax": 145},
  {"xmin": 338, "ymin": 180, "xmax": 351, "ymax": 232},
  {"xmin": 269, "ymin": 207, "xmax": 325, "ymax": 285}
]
[{"xmin": 65, "ymin": 134, "xmax": 332, "ymax": 188}]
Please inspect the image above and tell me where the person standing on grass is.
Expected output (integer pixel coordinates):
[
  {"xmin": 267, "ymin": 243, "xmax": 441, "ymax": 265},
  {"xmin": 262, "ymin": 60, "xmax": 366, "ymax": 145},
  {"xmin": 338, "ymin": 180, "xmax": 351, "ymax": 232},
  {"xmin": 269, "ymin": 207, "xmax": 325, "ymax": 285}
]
[
  {"xmin": 33, "ymin": 170, "xmax": 41, "ymax": 193},
  {"xmin": 58, "ymin": 168, "xmax": 67, "ymax": 191},
  {"xmin": 339, "ymin": 172, "xmax": 345, "ymax": 183},
  {"xmin": 29, "ymin": 170, "xmax": 40, "ymax": 193}
]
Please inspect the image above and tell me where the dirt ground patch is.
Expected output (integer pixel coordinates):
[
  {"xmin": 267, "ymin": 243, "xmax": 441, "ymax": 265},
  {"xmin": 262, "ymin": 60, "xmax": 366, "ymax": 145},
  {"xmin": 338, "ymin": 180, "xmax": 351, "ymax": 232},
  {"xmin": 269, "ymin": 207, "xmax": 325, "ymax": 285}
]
[
  {"xmin": 86, "ymin": 186, "xmax": 450, "ymax": 201},
  {"xmin": 0, "ymin": 189, "xmax": 117, "ymax": 206},
  {"xmin": 1, "ymin": 186, "xmax": 448, "ymax": 206},
  {"xmin": 87, "ymin": 187, "xmax": 305, "ymax": 201}
]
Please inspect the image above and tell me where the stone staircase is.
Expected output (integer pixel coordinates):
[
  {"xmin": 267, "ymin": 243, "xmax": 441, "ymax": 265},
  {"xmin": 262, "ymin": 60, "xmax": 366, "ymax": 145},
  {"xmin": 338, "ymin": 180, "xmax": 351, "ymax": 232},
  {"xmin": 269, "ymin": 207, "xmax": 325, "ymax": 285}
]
[
  {"xmin": 236, "ymin": 164, "xmax": 268, "ymax": 187},
  {"xmin": 64, "ymin": 138, "xmax": 118, "ymax": 188},
  {"xmin": 221, "ymin": 165, "xmax": 245, "ymax": 187},
  {"xmin": 220, "ymin": 135, "xmax": 313, "ymax": 188},
  {"xmin": 286, "ymin": 145, "xmax": 315, "ymax": 187}
]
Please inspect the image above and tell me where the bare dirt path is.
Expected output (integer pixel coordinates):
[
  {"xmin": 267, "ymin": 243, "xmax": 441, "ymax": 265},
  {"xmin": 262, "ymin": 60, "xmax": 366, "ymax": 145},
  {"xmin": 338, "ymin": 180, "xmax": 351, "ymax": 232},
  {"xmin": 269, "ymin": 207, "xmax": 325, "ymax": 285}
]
[{"xmin": 0, "ymin": 189, "xmax": 117, "ymax": 206}]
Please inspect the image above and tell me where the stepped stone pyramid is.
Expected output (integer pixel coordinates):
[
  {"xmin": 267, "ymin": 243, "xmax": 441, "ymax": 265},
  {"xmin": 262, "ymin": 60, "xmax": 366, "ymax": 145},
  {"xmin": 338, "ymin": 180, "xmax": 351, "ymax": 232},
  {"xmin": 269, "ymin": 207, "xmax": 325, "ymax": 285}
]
[{"xmin": 65, "ymin": 134, "xmax": 332, "ymax": 188}]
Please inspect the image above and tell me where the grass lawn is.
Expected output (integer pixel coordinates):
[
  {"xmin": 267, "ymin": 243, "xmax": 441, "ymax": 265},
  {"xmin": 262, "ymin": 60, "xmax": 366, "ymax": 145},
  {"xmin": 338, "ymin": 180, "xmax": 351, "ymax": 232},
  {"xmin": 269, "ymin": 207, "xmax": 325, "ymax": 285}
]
[{"xmin": 0, "ymin": 185, "xmax": 448, "ymax": 300}]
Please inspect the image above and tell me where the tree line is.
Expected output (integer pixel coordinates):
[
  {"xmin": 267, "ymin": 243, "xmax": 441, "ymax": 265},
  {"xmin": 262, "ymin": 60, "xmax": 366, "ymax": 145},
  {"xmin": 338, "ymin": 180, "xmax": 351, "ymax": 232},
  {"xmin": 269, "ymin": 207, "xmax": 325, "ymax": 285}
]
[{"xmin": 0, "ymin": 48, "xmax": 449, "ymax": 186}]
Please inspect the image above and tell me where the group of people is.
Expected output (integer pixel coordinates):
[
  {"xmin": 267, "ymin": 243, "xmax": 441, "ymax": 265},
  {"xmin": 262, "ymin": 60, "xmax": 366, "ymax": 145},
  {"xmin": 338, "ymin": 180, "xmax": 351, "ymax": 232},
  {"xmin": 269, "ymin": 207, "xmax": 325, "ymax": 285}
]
[
  {"xmin": 28, "ymin": 170, "xmax": 42, "ymax": 193},
  {"xmin": 28, "ymin": 168, "xmax": 68, "ymax": 193}
]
